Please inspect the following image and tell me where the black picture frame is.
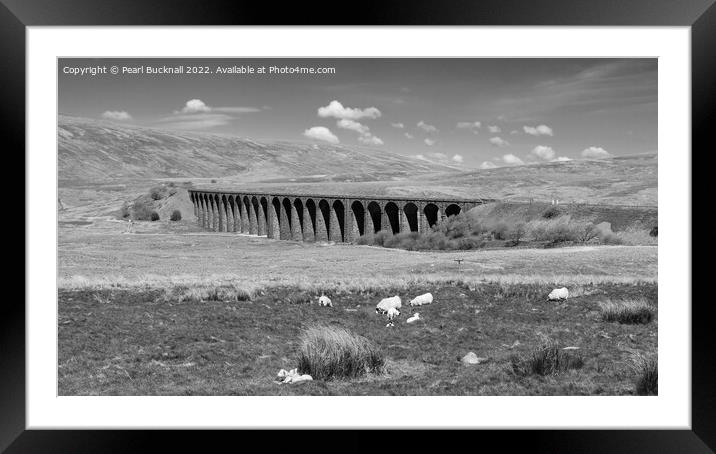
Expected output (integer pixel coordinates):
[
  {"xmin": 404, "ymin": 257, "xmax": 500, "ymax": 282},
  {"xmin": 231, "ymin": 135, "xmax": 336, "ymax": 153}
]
[{"xmin": 3, "ymin": 0, "xmax": 711, "ymax": 451}]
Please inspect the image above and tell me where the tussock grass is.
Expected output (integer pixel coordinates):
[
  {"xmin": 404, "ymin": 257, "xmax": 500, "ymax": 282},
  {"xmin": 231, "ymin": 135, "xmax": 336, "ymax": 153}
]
[
  {"xmin": 161, "ymin": 284, "xmax": 254, "ymax": 303},
  {"xmin": 599, "ymin": 298, "xmax": 655, "ymax": 324},
  {"xmin": 630, "ymin": 353, "xmax": 657, "ymax": 395},
  {"xmin": 511, "ymin": 341, "xmax": 584, "ymax": 376},
  {"xmin": 297, "ymin": 325, "xmax": 384, "ymax": 380}
]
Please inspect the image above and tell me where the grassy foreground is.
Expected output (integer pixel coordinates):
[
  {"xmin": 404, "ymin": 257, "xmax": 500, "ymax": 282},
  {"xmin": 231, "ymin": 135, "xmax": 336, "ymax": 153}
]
[{"xmin": 59, "ymin": 282, "xmax": 657, "ymax": 396}]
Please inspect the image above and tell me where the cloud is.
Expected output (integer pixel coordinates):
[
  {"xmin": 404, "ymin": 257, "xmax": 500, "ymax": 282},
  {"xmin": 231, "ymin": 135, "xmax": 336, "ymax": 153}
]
[
  {"xmin": 337, "ymin": 119, "xmax": 369, "ymax": 135},
  {"xmin": 101, "ymin": 110, "xmax": 132, "ymax": 121},
  {"xmin": 391, "ymin": 122, "xmax": 405, "ymax": 129},
  {"xmin": 424, "ymin": 138, "xmax": 437, "ymax": 146},
  {"xmin": 523, "ymin": 124, "xmax": 554, "ymax": 136},
  {"xmin": 581, "ymin": 146, "xmax": 612, "ymax": 159},
  {"xmin": 531, "ymin": 145, "xmax": 556, "ymax": 160},
  {"xmin": 487, "ymin": 125, "xmax": 501, "ymax": 133},
  {"xmin": 415, "ymin": 154, "xmax": 426, "ymax": 160},
  {"xmin": 456, "ymin": 121, "xmax": 481, "ymax": 132},
  {"xmin": 213, "ymin": 106, "xmax": 262, "ymax": 113},
  {"xmin": 489, "ymin": 137, "xmax": 510, "ymax": 147},
  {"xmin": 502, "ymin": 154, "xmax": 525, "ymax": 165},
  {"xmin": 178, "ymin": 99, "xmax": 211, "ymax": 113},
  {"xmin": 417, "ymin": 121, "xmax": 438, "ymax": 134},
  {"xmin": 452, "ymin": 154, "xmax": 464, "ymax": 163},
  {"xmin": 480, "ymin": 161, "xmax": 498, "ymax": 169},
  {"xmin": 318, "ymin": 100, "xmax": 381, "ymax": 120},
  {"xmin": 303, "ymin": 126, "xmax": 339, "ymax": 144},
  {"xmin": 552, "ymin": 156, "xmax": 572, "ymax": 162},
  {"xmin": 359, "ymin": 135, "xmax": 384, "ymax": 146},
  {"xmin": 404, "ymin": 132, "xmax": 414, "ymax": 139},
  {"xmin": 510, "ymin": 130, "xmax": 520, "ymax": 135}
]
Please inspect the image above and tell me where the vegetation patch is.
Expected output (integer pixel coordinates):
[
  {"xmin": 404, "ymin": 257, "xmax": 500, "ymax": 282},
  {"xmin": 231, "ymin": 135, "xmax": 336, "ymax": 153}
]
[
  {"xmin": 630, "ymin": 353, "xmax": 657, "ymax": 395},
  {"xmin": 510, "ymin": 341, "xmax": 584, "ymax": 376},
  {"xmin": 297, "ymin": 325, "xmax": 385, "ymax": 380},
  {"xmin": 599, "ymin": 298, "xmax": 655, "ymax": 324}
]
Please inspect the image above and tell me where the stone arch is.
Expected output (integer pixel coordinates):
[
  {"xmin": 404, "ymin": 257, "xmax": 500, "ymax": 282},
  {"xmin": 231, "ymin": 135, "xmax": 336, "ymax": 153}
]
[
  {"xmin": 317, "ymin": 199, "xmax": 331, "ymax": 242},
  {"xmin": 232, "ymin": 196, "xmax": 242, "ymax": 232},
  {"xmin": 226, "ymin": 195, "xmax": 236, "ymax": 232},
  {"xmin": 241, "ymin": 196, "xmax": 251, "ymax": 233},
  {"xmin": 259, "ymin": 197, "xmax": 269, "ymax": 236},
  {"xmin": 270, "ymin": 197, "xmax": 282, "ymax": 239},
  {"xmin": 213, "ymin": 194, "xmax": 222, "ymax": 232},
  {"xmin": 294, "ymin": 198, "xmax": 313, "ymax": 241},
  {"xmin": 351, "ymin": 201, "xmax": 365, "ymax": 237},
  {"xmin": 424, "ymin": 203, "xmax": 440, "ymax": 229},
  {"xmin": 251, "ymin": 196, "xmax": 265, "ymax": 236},
  {"xmin": 445, "ymin": 203, "xmax": 462, "ymax": 218},
  {"xmin": 385, "ymin": 201, "xmax": 400, "ymax": 234},
  {"xmin": 331, "ymin": 200, "xmax": 345, "ymax": 242},
  {"xmin": 403, "ymin": 202, "xmax": 419, "ymax": 232},
  {"xmin": 306, "ymin": 199, "xmax": 323, "ymax": 241},
  {"xmin": 367, "ymin": 201, "xmax": 381, "ymax": 234}
]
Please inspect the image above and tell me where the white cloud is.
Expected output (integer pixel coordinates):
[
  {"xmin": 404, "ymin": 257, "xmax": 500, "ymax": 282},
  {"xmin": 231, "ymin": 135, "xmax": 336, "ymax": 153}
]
[
  {"xmin": 415, "ymin": 154, "xmax": 425, "ymax": 160},
  {"xmin": 488, "ymin": 125, "xmax": 501, "ymax": 133},
  {"xmin": 179, "ymin": 99, "xmax": 211, "ymax": 113},
  {"xmin": 101, "ymin": 110, "xmax": 132, "ymax": 121},
  {"xmin": 213, "ymin": 106, "xmax": 262, "ymax": 113},
  {"xmin": 359, "ymin": 135, "xmax": 384, "ymax": 146},
  {"xmin": 452, "ymin": 154, "xmax": 464, "ymax": 163},
  {"xmin": 581, "ymin": 146, "xmax": 612, "ymax": 159},
  {"xmin": 404, "ymin": 132, "xmax": 414, "ymax": 139},
  {"xmin": 158, "ymin": 113, "xmax": 233, "ymax": 130},
  {"xmin": 489, "ymin": 137, "xmax": 510, "ymax": 147},
  {"xmin": 318, "ymin": 100, "xmax": 381, "ymax": 120},
  {"xmin": 456, "ymin": 121, "xmax": 481, "ymax": 132},
  {"xmin": 424, "ymin": 138, "xmax": 437, "ymax": 146},
  {"xmin": 502, "ymin": 154, "xmax": 525, "ymax": 165},
  {"xmin": 337, "ymin": 119, "xmax": 369, "ymax": 135},
  {"xmin": 531, "ymin": 145, "xmax": 556, "ymax": 161},
  {"xmin": 523, "ymin": 124, "xmax": 554, "ymax": 136},
  {"xmin": 391, "ymin": 122, "xmax": 404, "ymax": 129},
  {"xmin": 510, "ymin": 130, "xmax": 520, "ymax": 135},
  {"xmin": 303, "ymin": 126, "xmax": 339, "ymax": 144},
  {"xmin": 417, "ymin": 121, "xmax": 438, "ymax": 134},
  {"xmin": 479, "ymin": 161, "xmax": 498, "ymax": 169},
  {"xmin": 553, "ymin": 156, "xmax": 572, "ymax": 162}
]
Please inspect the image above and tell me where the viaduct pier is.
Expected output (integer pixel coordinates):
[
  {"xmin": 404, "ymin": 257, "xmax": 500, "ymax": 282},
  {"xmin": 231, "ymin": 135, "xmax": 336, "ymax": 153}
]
[{"xmin": 188, "ymin": 189, "xmax": 493, "ymax": 243}]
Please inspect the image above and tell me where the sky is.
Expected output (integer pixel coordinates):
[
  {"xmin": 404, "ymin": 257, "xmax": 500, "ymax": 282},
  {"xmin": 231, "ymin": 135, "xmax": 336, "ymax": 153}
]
[{"xmin": 58, "ymin": 58, "xmax": 657, "ymax": 169}]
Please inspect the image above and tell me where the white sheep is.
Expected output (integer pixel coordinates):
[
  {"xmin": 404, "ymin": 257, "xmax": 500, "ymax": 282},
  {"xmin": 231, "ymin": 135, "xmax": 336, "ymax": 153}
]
[
  {"xmin": 376, "ymin": 295, "xmax": 401, "ymax": 315},
  {"xmin": 548, "ymin": 287, "xmax": 569, "ymax": 301},
  {"xmin": 406, "ymin": 313, "xmax": 421, "ymax": 324},
  {"xmin": 409, "ymin": 293, "xmax": 433, "ymax": 307},
  {"xmin": 385, "ymin": 306, "xmax": 401, "ymax": 327},
  {"xmin": 318, "ymin": 295, "xmax": 333, "ymax": 307}
]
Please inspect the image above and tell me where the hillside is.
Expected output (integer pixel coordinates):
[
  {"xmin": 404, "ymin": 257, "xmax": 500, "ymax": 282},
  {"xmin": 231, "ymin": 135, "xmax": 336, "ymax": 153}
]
[{"xmin": 58, "ymin": 115, "xmax": 460, "ymax": 183}]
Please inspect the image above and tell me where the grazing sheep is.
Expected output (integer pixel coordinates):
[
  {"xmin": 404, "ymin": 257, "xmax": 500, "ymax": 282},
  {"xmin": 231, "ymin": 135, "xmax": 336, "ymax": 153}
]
[
  {"xmin": 409, "ymin": 293, "xmax": 433, "ymax": 307},
  {"xmin": 318, "ymin": 295, "xmax": 333, "ymax": 307},
  {"xmin": 376, "ymin": 295, "xmax": 401, "ymax": 315},
  {"xmin": 406, "ymin": 313, "xmax": 421, "ymax": 324},
  {"xmin": 548, "ymin": 287, "xmax": 569, "ymax": 301},
  {"xmin": 385, "ymin": 307, "xmax": 401, "ymax": 327},
  {"xmin": 276, "ymin": 368, "xmax": 313, "ymax": 384}
]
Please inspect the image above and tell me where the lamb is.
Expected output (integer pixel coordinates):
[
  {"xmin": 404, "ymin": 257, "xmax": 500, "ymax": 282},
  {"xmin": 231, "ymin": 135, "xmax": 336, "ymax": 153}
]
[
  {"xmin": 376, "ymin": 295, "xmax": 401, "ymax": 315},
  {"xmin": 318, "ymin": 295, "xmax": 333, "ymax": 307},
  {"xmin": 409, "ymin": 293, "xmax": 433, "ymax": 307},
  {"xmin": 385, "ymin": 307, "xmax": 401, "ymax": 327},
  {"xmin": 548, "ymin": 287, "xmax": 569, "ymax": 301},
  {"xmin": 406, "ymin": 313, "xmax": 421, "ymax": 324}
]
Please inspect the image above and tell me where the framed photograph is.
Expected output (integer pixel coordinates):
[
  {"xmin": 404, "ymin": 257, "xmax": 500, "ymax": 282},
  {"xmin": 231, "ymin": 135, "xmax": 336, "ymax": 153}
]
[{"xmin": 7, "ymin": 0, "xmax": 711, "ymax": 450}]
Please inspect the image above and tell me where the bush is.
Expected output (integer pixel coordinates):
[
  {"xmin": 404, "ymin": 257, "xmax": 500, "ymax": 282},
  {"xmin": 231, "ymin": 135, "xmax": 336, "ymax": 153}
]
[
  {"xmin": 132, "ymin": 201, "xmax": 153, "ymax": 221},
  {"xmin": 149, "ymin": 186, "xmax": 164, "ymax": 200},
  {"xmin": 211, "ymin": 179, "xmax": 217, "ymax": 183},
  {"xmin": 599, "ymin": 299, "xmax": 655, "ymax": 324},
  {"xmin": 542, "ymin": 206, "xmax": 561, "ymax": 219},
  {"xmin": 511, "ymin": 340, "xmax": 584, "ymax": 376},
  {"xmin": 649, "ymin": 226, "xmax": 658, "ymax": 237},
  {"xmin": 150, "ymin": 211, "xmax": 160, "ymax": 221},
  {"xmin": 170, "ymin": 210, "xmax": 182, "ymax": 221},
  {"xmin": 297, "ymin": 325, "xmax": 384, "ymax": 380},
  {"xmin": 119, "ymin": 202, "xmax": 130, "ymax": 219},
  {"xmin": 631, "ymin": 353, "xmax": 658, "ymax": 396},
  {"xmin": 527, "ymin": 216, "xmax": 582, "ymax": 243}
]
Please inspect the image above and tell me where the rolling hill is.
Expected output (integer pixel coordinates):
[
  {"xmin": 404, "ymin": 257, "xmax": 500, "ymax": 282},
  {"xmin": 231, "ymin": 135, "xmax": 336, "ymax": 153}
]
[{"xmin": 58, "ymin": 115, "xmax": 460, "ymax": 183}]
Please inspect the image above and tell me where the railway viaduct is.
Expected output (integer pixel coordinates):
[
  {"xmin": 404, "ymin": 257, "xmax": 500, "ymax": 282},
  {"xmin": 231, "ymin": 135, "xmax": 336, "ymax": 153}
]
[{"xmin": 188, "ymin": 189, "xmax": 493, "ymax": 243}]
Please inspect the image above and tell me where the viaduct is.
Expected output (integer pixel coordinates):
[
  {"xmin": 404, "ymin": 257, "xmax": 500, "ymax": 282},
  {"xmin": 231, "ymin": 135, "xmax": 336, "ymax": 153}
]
[{"xmin": 188, "ymin": 189, "xmax": 494, "ymax": 243}]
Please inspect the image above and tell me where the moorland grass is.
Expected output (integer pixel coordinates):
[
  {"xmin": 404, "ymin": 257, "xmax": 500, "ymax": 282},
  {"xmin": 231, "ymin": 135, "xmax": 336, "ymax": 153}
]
[
  {"xmin": 599, "ymin": 298, "xmax": 655, "ymax": 324},
  {"xmin": 631, "ymin": 353, "xmax": 658, "ymax": 395},
  {"xmin": 297, "ymin": 325, "xmax": 384, "ymax": 380},
  {"xmin": 511, "ymin": 341, "xmax": 584, "ymax": 376}
]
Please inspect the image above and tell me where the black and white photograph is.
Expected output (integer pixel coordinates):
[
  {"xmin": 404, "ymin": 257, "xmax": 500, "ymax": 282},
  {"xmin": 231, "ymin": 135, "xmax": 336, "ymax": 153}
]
[{"xmin": 55, "ymin": 57, "xmax": 659, "ymax": 397}]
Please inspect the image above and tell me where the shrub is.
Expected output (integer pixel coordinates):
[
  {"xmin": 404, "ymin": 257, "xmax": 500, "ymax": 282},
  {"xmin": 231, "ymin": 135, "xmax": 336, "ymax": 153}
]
[
  {"xmin": 297, "ymin": 325, "xmax": 384, "ymax": 380},
  {"xmin": 164, "ymin": 285, "xmax": 254, "ymax": 303},
  {"xmin": 119, "ymin": 202, "xmax": 130, "ymax": 219},
  {"xmin": 511, "ymin": 340, "xmax": 584, "ymax": 376},
  {"xmin": 527, "ymin": 216, "xmax": 582, "ymax": 243},
  {"xmin": 631, "ymin": 353, "xmax": 658, "ymax": 396},
  {"xmin": 372, "ymin": 230, "xmax": 392, "ymax": 247},
  {"xmin": 150, "ymin": 211, "xmax": 160, "ymax": 221},
  {"xmin": 649, "ymin": 226, "xmax": 658, "ymax": 237},
  {"xmin": 132, "ymin": 201, "xmax": 153, "ymax": 221},
  {"xmin": 211, "ymin": 179, "xmax": 217, "ymax": 183},
  {"xmin": 149, "ymin": 186, "xmax": 164, "ymax": 200},
  {"xmin": 542, "ymin": 206, "xmax": 561, "ymax": 219},
  {"xmin": 599, "ymin": 299, "xmax": 655, "ymax": 324},
  {"xmin": 600, "ymin": 232, "xmax": 624, "ymax": 245},
  {"xmin": 170, "ymin": 210, "xmax": 182, "ymax": 221}
]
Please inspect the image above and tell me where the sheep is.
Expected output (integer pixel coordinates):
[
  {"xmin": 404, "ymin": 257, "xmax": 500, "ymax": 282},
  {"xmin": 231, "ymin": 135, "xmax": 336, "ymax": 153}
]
[
  {"xmin": 406, "ymin": 312, "xmax": 421, "ymax": 324},
  {"xmin": 318, "ymin": 295, "xmax": 332, "ymax": 307},
  {"xmin": 385, "ymin": 307, "xmax": 401, "ymax": 327},
  {"xmin": 376, "ymin": 295, "xmax": 401, "ymax": 315},
  {"xmin": 409, "ymin": 293, "xmax": 433, "ymax": 307},
  {"xmin": 548, "ymin": 287, "xmax": 569, "ymax": 301},
  {"xmin": 276, "ymin": 368, "xmax": 313, "ymax": 384}
]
